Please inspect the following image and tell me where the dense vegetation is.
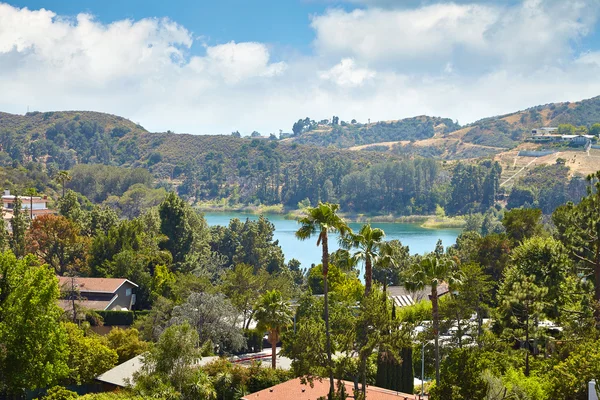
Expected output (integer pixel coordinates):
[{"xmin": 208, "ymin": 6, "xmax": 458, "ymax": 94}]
[
  {"xmin": 289, "ymin": 116, "xmax": 460, "ymax": 148},
  {"xmin": 2, "ymin": 169, "xmax": 600, "ymax": 399}
]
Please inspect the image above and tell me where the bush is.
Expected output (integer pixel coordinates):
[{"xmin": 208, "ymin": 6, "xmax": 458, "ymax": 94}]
[
  {"xmin": 95, "ymin": 311, "xmax": 134, "ymax": 326},
  {"xmin": 42, "ymin": 386, "xmax": 78, "ymax": 400},
  {"xmin": 244, "ymin": 328, "xmax": 264, "ymax": 353}
]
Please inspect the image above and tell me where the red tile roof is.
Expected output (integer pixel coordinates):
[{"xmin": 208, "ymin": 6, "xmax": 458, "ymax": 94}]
[
  {"xmin": 57, "ymin": 277, "xmax": 137, "ymax": 293},
  {"xmin": 241, "ymin": 378, "xmax": 417, "ymax": 400}
]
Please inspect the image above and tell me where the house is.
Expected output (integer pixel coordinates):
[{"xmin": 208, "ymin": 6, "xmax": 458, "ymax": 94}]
[
  {"xmin": 241, "ymin": 378, "xmax": 417, "ymax": 400},
  {"xmin": 387, "ymin": 284, "xmax": 449, "ymax": 308},
  {"xmin": 2, "ymin": 189, "xmax": 54, "ymax": 227},
  {"xmin": 58, "ymin": 276, "xmax": 139, "ymax": 312},
  {"xmin": 96, "ymin": 354, "xmax": 220, "ymax": 390}
]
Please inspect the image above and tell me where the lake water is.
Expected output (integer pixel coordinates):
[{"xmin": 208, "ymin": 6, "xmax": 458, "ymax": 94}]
[{"xmin": 204, "ymin": 212, "xmax": 461, "ymax": 269}]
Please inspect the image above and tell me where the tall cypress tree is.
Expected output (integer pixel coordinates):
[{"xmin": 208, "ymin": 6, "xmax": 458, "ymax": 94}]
[{"xmin": 9, "ymin": 196, "xmax": 28, "ymax": 258}]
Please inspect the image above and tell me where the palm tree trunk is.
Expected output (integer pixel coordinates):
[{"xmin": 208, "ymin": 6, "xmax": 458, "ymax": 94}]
[
  {"xmin": 365, "ymin": 255, "xmax": 372, "ymax": 296},
  {"xmin": 271, "ymin": 334, "xmax": 277, "ymax": 369},
  {"xmin": 432, "ymin": 286, "xmax": 440, "ymax": 385},
  {"xmin": 322, "ymin": 233, "xmax": 334, "ymax": 400}
]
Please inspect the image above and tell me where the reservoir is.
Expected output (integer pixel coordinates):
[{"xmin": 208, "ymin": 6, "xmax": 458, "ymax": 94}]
[{"xmin": 204, "ymin": 213, "xmax": 461, "ymax": 269}]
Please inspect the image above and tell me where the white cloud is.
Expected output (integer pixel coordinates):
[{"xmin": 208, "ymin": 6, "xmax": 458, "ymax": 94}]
[
  {"xmin": 311, "ymin": 0, "xmax": 600, "ymax": 71},
  {"xmin": 319, "ymin": 58, "xmax": 376, "ymax": 87},
  {"xmin": 0, "ymin": 1, "xmax": 600, "ymax": 135}
]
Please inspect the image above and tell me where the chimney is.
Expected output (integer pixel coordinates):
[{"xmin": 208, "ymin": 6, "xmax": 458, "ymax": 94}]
[
  {"xmin": 3, "ymin": 190, "xmax": 9, "ymax": 196},
  {"xmin": 590, "ymin": 380, "xmax": 599, "ymax": 400}
]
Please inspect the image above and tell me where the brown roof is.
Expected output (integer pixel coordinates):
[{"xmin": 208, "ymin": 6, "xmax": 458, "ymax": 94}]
[
  {"xmin": 57, "ymin": 277, "xmax": 138, "ymax": 294},
  {"xmin": 58, "ymin": 298, "xmax": 116, "ymax": 312},
  {"xmin": 241, "ymin": 378, "xmax": 417, "ymax": 400}
]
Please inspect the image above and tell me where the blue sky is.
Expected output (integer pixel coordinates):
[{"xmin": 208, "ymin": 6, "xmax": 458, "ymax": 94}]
[{"xmin": 1, "ymin": 0, "xmax": 600, "ymax": 134}]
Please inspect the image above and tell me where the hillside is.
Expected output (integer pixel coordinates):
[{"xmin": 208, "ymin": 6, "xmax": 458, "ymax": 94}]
[
  {"xmin": 287, "ymin": 116, "xmax": 460, "ymax": 148},
  {"xmin": 295, "ymin": 96, "xmax": 600, "ymax": 160}
]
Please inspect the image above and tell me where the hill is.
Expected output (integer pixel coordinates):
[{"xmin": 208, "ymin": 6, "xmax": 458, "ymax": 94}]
[
  {"xmin": 287, "ymin": 96, "xmax": 600, "ymax": 160},
  {"xmin": 287, "ymin": 116, "xmax": 460, "ymax": 148}
]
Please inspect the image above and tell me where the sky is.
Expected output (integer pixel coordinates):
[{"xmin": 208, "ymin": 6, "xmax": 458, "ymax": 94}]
[{"xmin": 2, "ymin": 0, "xmax": 600, "ymax": 134}]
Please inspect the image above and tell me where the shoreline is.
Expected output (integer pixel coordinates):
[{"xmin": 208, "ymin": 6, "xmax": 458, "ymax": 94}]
[{"xmin": 195, "ymin": 203, "xmax": 465, "ymax": 229}]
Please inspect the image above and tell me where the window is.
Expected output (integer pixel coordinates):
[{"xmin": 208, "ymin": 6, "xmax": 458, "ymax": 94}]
[{"xmin": 126, "ymin": 288, "xmax": 132, "ymax": 296}]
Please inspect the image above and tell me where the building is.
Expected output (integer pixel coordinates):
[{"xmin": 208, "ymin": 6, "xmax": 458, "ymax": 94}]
[
  {"xmin": 58, "ymin": 276, "xmax": 139, "ymax": 312},
  {"xmin": 1, "ymin": 189, "xmax": 54, "ymax": 228},
  {"xmin": 241, "ymin": 378, "xmax": 417, "ymax": 400},
  {"xmin": 96, "ymin": 354, "xmax": 220, "ymax": 391}
]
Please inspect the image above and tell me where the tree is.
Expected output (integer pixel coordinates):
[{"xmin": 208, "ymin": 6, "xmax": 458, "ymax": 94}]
[
  {"xmin": 502, "ymin": 208, "xmax": 544, "ymax": 244},
  {"xmin": 159, "ymin": 192, "xmax": 194, "ymax": 266},
  {"xmin": 9, "ymin": 195, "xmax": 28, "ymax": 258},
  {"xmin": 374, "ymin": 240, "xmax": 409, "ymax": 289},
  {"xmin": 57, "ymin": 190, "xmax": 88, "ymax": 228},
  {"xmin": 253, "ymin": 290, "xmax": 293, "ymax": 369},
  {"xmin": 0, "ymin": 252, "xmax": 69, "ymax": 394},
  {"xmin": 220, "ymin": 264, "xmax": 270, "ymax": 329},
  {"xmin": 295, "ymin": 202, "xmax": 351, "ymax": 398},
  {"xmin": 590, "ymin": 123, "xmax": 600, "ymax": 137},
  {"xmin": 496, "ymin": 269, "xmax": 546, "ymax": 376},
  {"xmin": 344, "ymin": 224, "xmax": 385, "ymax": 296},
  {"xmin": 63, "ymin": 322, "xmax": 118, "ymax": 385},
  {"xmin": 105, "ymin": 327, "xmax": 149, "ymax": 364},
  {"xmin": 169, "ymin": 292, "xmax": 246, "ymax": 353},
  {"xmin": 441, "ymin": 263, "xmax": 492, "ymax": 347},
  {"xmin": 134, "ymin": 322, "xmax": 200, "ymax": 394},
  {"xmin": 158, "ymin": 192, "xmax": 210, "ymax": 270},
  {"xmin": 404, "ymin": 255, "xmax": 459, "ymax": 384},
  {"xmin": 557, "ymin": 123, "xmax": 576, "ymax": 135},
  {"xmin": 55, "ymin": 170, "xmax": 72, "ymax": 198},
  {"xmin": 27, "ymin": 214, "xmax": 90, "ymax": 276},
  {"xmin": 553, "ymin": 171, "xmax": 600, "ymax": 313},
  {"xmin": 509, "ymin": 236, "xmax": 571, "ymax": 319}
]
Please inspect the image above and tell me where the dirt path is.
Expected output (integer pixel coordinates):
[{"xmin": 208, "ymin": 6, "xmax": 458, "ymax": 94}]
[{"xmin": 501, "ymin": 158, "xmax": 537, "ymax": 187}]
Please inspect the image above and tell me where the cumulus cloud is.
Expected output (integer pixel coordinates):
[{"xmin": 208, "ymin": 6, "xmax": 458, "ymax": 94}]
[
  {"xmin": 0, "ymin": 1, "xmax": 600, "ymax": 135},
  {"xmin": 311, "ymin": 0, "xmax": 600, "ymax": 71},
  {"xmin": 319, "ymin": 58, "xmax": 376, "ymax": 87}
]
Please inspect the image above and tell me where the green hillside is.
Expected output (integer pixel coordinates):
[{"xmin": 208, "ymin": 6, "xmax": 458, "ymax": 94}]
[{"xmin": 287, "ymin": 115, "xmax": 460, "ymax": 148}]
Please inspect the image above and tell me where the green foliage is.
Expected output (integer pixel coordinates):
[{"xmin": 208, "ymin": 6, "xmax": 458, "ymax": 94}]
[
  {"xmin": 105, "ymin": 327, "xmax": 149, "ymax": 363},
  {"xmin": 253, "ymin": 290, "xmax": 293, "ymax": 368},
  {"xmin": 63, "ymin": 322, "xmax": 118, "ymax": 385},
  {"xmin": 291, "ymin": 116, "xmax": 459, "ymax": 147},
  {"xmin": 68, "ymin": 164, "xmax": 153, "ymax": 203},
  {"xmin": 42, "ymin": 386, "xmax": 79, "ymax": 400},
  {"xmin": 95, "ymin": 311, "xmax": 135, "ymax": 326},
  {"xmin": 546, "ymin": 340, "xmax": 600, "ymax": 399},
  {"xmin": 0, "ymin": 252, "xmax": 69, "ymax": 394},
  {"xmin": 449, "ymin": 161, "xmax": 502, "ymax": 215},
  {"xmin": 9, "ymin": 195, "xmax": 28, "ymax": 258},
  {"xmin": 502, "ymin": 208, "xmax": 544, "ymax": 244},
  {"xmin": 209, "ymin": 216, "xmax": 285, "ymax": 273}
]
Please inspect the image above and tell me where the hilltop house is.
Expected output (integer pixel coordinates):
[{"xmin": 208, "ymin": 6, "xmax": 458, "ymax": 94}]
[
  {"xmin": 2, "ymin": 189, "xmax": 54, "ymax": 223},
  {"xmin": 58, "ymin": 276, "xmax": 138, "ymax": 312},
  {"xmin": 528, "ymin": 128, "xmax": 594, "ymax": 146}
]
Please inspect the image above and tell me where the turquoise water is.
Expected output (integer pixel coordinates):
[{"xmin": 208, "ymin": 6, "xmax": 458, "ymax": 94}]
[{"xmin": 204, "ymin": 213, "xmax": 461, "ymax": 269}]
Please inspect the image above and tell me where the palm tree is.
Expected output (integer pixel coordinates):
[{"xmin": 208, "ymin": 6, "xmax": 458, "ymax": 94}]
[
  {"xmin": 345, "ymin": 224, "xmax": 385, "ymax": 296},
  {"xmin": 296, "ymin": 202, "xmax": 351, "ymax": 398},
  {"xmin": 404, "ymin": 255, "xmax": 459, "ymax": 385},
  {"xmin": 254, "ymin": 290, "xmax": 293, "ymax": 369},
  {"xmin": 55, "ymin": 170, "xmax": 71, "ymax": 198}
]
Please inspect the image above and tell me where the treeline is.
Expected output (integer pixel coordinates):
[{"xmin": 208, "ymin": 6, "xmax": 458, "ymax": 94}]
[{"xmin": 290, "ymin": 116, "xmax": 460, "ymax": 148}]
